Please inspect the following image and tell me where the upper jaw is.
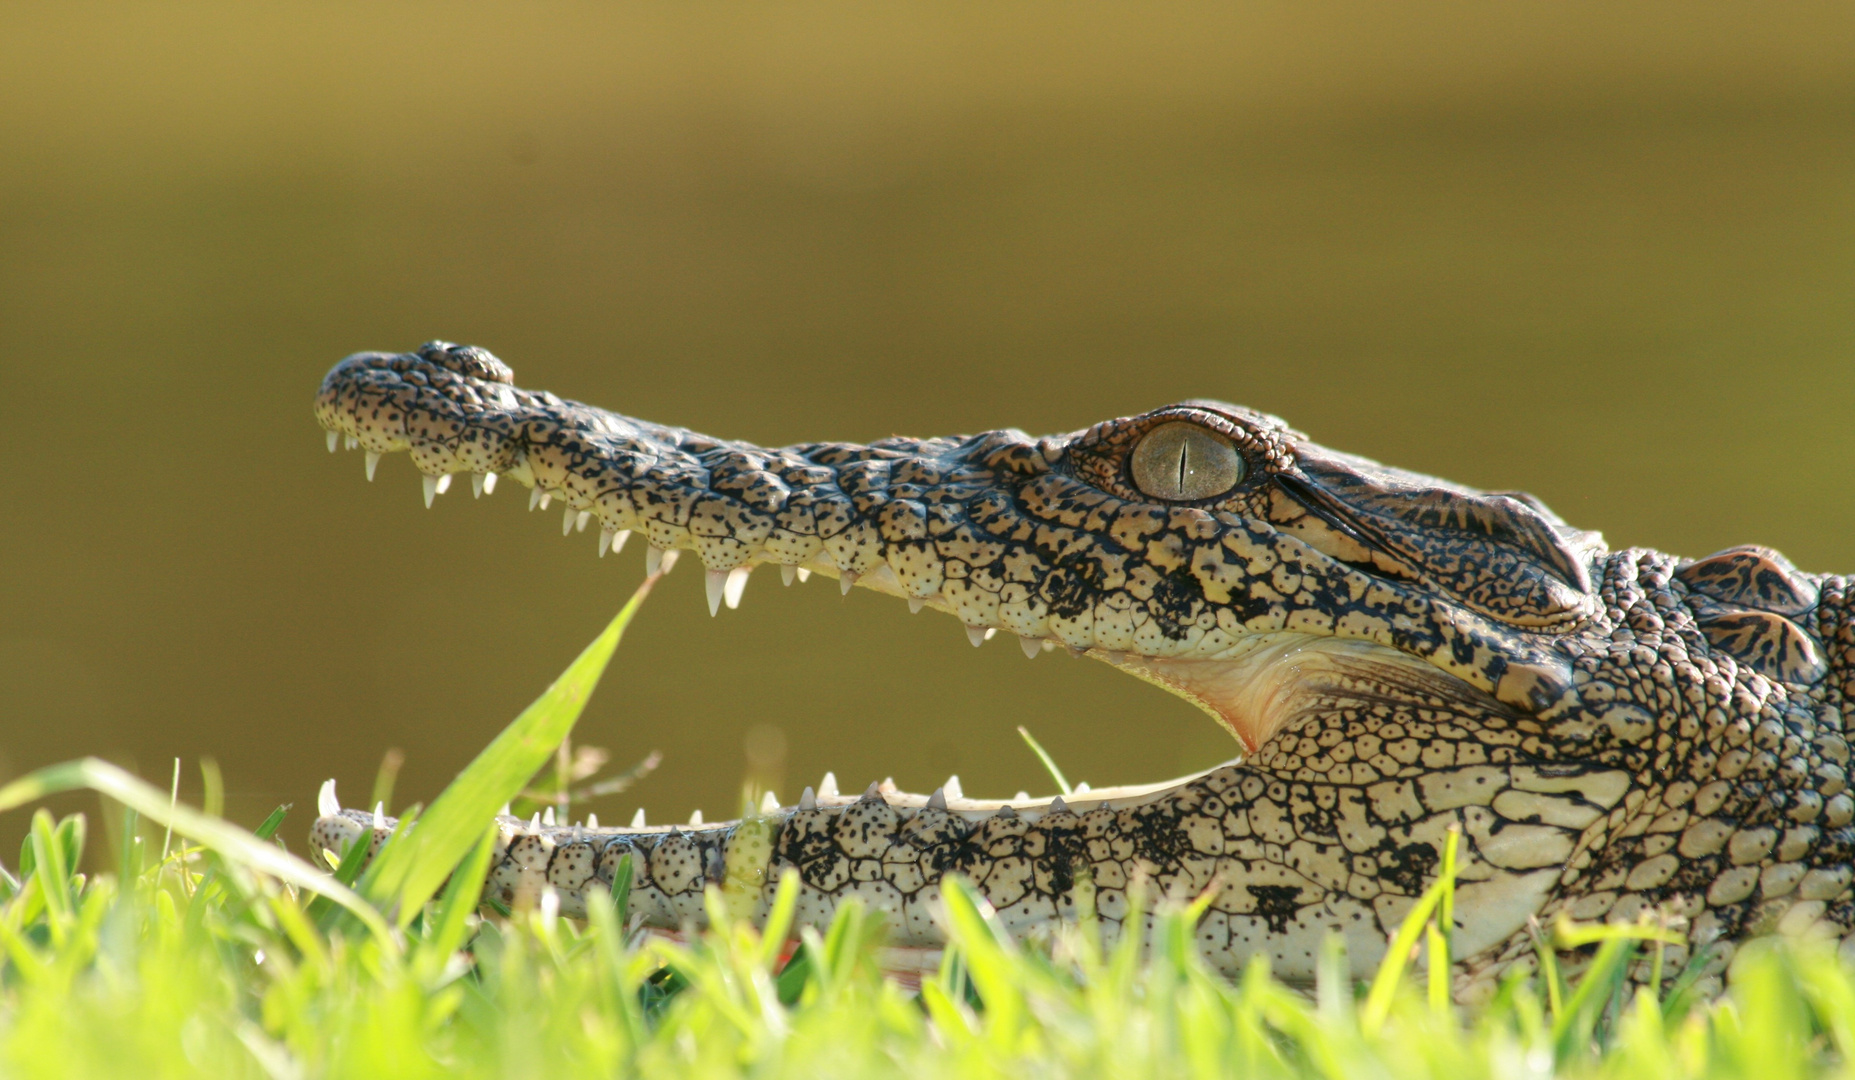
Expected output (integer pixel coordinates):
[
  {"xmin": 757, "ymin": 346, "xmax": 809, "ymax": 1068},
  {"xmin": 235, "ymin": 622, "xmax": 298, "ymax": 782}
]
[{"xmin": 316, "ymin": 343, "xmax": 1579, "ymax": 734}]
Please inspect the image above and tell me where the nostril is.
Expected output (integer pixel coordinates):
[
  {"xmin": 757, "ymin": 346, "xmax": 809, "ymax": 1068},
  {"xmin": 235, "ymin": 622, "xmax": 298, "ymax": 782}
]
[{"xmin": 417, "ymin": 340, "xmax": 514, "ymax": 384}]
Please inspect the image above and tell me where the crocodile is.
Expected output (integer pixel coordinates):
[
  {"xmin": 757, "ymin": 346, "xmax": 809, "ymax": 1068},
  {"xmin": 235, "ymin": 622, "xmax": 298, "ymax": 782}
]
[{"xmin": 308, "ymin": 341, "xmax": 1855, "ymax": 999}]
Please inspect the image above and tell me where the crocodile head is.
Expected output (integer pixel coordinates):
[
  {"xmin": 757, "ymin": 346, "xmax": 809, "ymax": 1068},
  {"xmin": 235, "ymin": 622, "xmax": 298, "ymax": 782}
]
[{"xmin": 315, "ymin": 341, "xmax": 1609, "ymax": 757}]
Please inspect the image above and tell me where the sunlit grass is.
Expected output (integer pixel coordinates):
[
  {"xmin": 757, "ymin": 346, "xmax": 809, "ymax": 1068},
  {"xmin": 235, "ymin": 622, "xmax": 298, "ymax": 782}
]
[{"xmin": 0, "ymin": 582, "xmax": 1850, "ymax": 1078}]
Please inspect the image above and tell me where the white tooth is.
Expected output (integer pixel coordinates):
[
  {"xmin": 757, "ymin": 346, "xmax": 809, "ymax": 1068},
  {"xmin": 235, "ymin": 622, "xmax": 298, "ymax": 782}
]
[
  {"xmin": 345, "ymin": 436, "xmax": 358, "ymax": 451},
  {"xmin": 796, "ymin": 568, "xmax": 811, "ymax": 583},
  {"xmin": 612, "ymin": 530, "xmax": 630, "ymax": 554},
  {"xmin": 984, "ymin": 628, "xmax": 997, "ymax": 640},
  {"xmin": 422, "ymin": 475, "xmax": 438, "ymax": 508},
  {"xmin": 499, "ymin": 803, "xmax": 512, "ymax": 816},
  {"xmin": 705, "ymin": 569, "xmax": 726, "ymax": 616},
  {"xmin": 658, "ymin": 550, "xmax": 680, "ymax": 574},
  {"xmin": 317, "ymin": 779, "xmax": 340, "ymax": 817},
  {"xmin": 1048, "ymin": 795, "xmax": 1070, "ymax": 814},
  {"xmin": 543, "ymin": 806, "xmax": 556, "ymax": 826},
  {"xmin": 839, "ymin": 572, "xmax": 858, "ymax": 596},
  {"xmin": 781, "ymin": 565, "xmax": 797, "ymax": 587},
  {"xmin": 575, "ymin": 511, "xmax": 592, "ymax": 533},
  {"xmin": 1014, "ymin": 791, "xmax": 1030, "ymax": 802},
  {"xmin": 586, "ymin": 813, "xmax": 598, "ymax": 828},
  {"xmin": 599, "ymin": 528, "xmax": 615, "ymax": 557},
  {"xmin": 630, "ymin": 808, "xmax": 647, "ymax": 829},
  {"xmin": 539, "ymin": 491, "xmax": 553, "ymax": 510},
  {"xmin": 434, "ymin": 474, "xmax": 452, "ymax": 495},
  {"xmin": 688, "ymin": 809, "xmax": 703, "ymax": 826},
  {"xmin": 944, "ymin": 776, "xmax": 964, "ymax": 801},
  {"xmin": 724, "ymin": 566, "xmax": 750, "ymax": 609},
  {"xmin": 966, "ymin": 625, "xmax": 987, "ymax": 647},
  {"xmin": 926, "ymin": 787, "xmax": 948, "ymax": 810},
  {"xmin": 1019, "ymin": 636, "xmax": 1041, "ymax": 660},
  {"xmin": 326, "ymin": 430, "xmax": 339, "ymax": 453},
  {"xmin": 908, "ymin": 597, "xmax": 925, "ymax": 614},
  {"xmin": 1074, "ymin": 782, "xmax": 1091, "ymax": 793},
  {"xmin": 562, "ymin": 507, "xmax": 576, "ymax": 536},
  {"xmin": 646, "ymin": 547, "xmax": 665, "ymax": 575},
  {"xmin": 471, "ymin": 474, "xmax": 484, "ymax": 498},
  {"xmin": 365, "ymin": 451, "xmax": 381, "ymax": 482},
  {"xmin": 819, "ymin": 772, "xmax": 839, "ymax": 800},
  {"xmin": 529, "ymin": 486, "xmax": 542, "ymax": 511},
  {"xmin": 571, "ymin": 824, "xmax": 584, "ymax": 843},
  {"xmin": 798, "ymin": 786, "xmax": 817, "ymax": 811},
  {"xmin": 482, "ymin": 472, "xmax": 497, "ymax": 494},
  {"xmin": 759, "ymin": 791, "xmax": 780, "ymax": 814},
  {"xmin": 529, "ymin": 812, "xmax": 542, "ymax": 832},
  {"xmin": 372, "ymin": 802, "xmax": 385, "ymax": 829}
]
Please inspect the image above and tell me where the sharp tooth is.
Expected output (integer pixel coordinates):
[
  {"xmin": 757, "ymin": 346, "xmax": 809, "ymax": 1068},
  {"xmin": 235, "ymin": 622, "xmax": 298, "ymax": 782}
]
[
  {"xmin": 470, "ymin": 474, "xmax": 483, "ymax": 498},
  {"xmin": 372, "ymin": 802, "xmax": 386, "ymax": 829},
  {"xmin": 483, "ymin": 472, "xmax": 497, "ymax": 494},
  {"xmin": 345, "ymin": 436, "xmax": 358, "ymax": 451},
  {"xmin": 435, "ymin": 474, "xmax": 452, "ymax": 495},
  {"xmin": 705, "ymin": 569, "xmax": 726, "ymax": 616},
  {"xmin": 859, "ymin": 781, "xmax": 884, "ymax": 805},
  {"xmin": 599, "ymin": 528, "xmax": 614, "ymax": 557},
  {"xmin": 612, "ymin": 530, "xmax": 631, "ymax": 554},
  {"xmin": 985, "ymin": 628, "xmax": 997, "ymax": 640},
  {"xmin": 798, "ymin": 786, "xmax": 817, "ymax": 811},
  {"xmin": 796, "ymin": 568, "xmax": 811, "ymax": 583},
  {"xmin": 1013, "ymin": 791, "xmax": 1029, "ymax": 802},
  {"xmin": 576, "ymin": 511, "xmax": 592, "ymax": 533},
  {"xmin": 659, "ymin": 550, "xmax": 680, "ymax": 574},
  {"xmin": 908, "ymin": 597, "xmax": 925, "ymax": 614},
  {"xmin": 631, "ymin": 808, "xmax": 646, "ymax": 828},
  {"xmin": 781, "ymin": 565, "xmax": 797, "ymax": 587},
  {"xmin": 542, "ymin": 806, "xmax": 556, "ymax": 826},
  {"xmin": 571, "ymin": 824, "xmax": 584, "ymax": 843},
  {"xmin": 1048, "ymin": 795, "xmax": 1070, "ymax": 814},
  {"xmin": 1019, "ymin": 635, "xmax": 1041, "ymax": 659},
  {"xmin": 365, "ymin": 451, "xmax": 381, "ymax": 482},
  {"xmin": 839, "ymin": 571, "xmax": 858, "ymax": 596},
  {"xmin": 539, "ymin": 491, "xmax": 553, "ymax": 510},
  {"xmin": 317, "ymin": 779, "xmax": 340, "ymax": 817},
  {"xmin": 499, "ymin": 803, "xmax": 512, "ymax": 816},
  {"xmin": 724, "ymin": 566, "xmax": 750, "ymax": 609},
  {"xmin": 646, "ymin": 546, "xmax": 665, "ymax": 576},
  {"xmin": 422, "ymin": 475, "xmax": 438, "ymax": 508},
  {"xmin": 1074, "ymin": 782, "xmax": 1091, "ymax": 793},
  {"xmin": 926, "ymin": 787, "xmax": 948, "ymax": 810},
  {"xmin": 326, "ymin": 430, "xmax": 339, "ymax": 453},
  {"xmin": 562, "ymin": 507, "xmax": 576, "ymax": 536},
  {"xmin": 528, "ymin": 486, "xmax": 542, "ymax": 511},
  {"xmin": 529, "ymin": 812, "xmax": 542, "ymax": 832},
  {"xmin": 759, "ymin": 791, "xmax": 780, "ymax": 814},
  {"xmin": 966, "ymin": 625, "xmax": 987, "ymax": 647},
  {"xmin": 689, "ymin": 809, "xmax": 703, "ymax": 826},
  {"xmin": 997, "ymin": 805, "xmax": 1020, "ymax": 819},
  {"xmin": 944, "ymin": 776, "xmax": 964, "ymax": 801},
  {"xmin": 819, "ymin": 772, "xmax": 839, "ymax": 800},
  {"xmin": 586, "ymin": 813, "xmax": 599, "ymax": 828}
]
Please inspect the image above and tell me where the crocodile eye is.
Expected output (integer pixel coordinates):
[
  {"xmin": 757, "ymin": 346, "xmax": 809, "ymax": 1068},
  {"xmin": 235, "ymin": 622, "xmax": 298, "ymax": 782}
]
[{"xmin": 1130, "ymin": 421, "xmax": 1244, "ymax": 500}]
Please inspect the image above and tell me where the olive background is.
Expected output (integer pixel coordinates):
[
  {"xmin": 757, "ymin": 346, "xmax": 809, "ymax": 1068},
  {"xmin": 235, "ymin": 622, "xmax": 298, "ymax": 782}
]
[{"xmin": 3, "ymin": 4, "xmax": 1853, "ymax": 855}]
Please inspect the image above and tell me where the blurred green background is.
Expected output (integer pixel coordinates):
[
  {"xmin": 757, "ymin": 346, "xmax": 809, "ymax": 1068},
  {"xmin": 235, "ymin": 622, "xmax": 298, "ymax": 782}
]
[{"xmin": 2, "ymin": 3, "xmax": 1853, "ymax": 852}]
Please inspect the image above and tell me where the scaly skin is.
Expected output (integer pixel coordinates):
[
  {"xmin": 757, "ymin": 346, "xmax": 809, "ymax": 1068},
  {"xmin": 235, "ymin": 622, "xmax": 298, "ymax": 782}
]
[{"xmin": 309, "ymin": 341, "xmax": 1854, "ymax": 999}]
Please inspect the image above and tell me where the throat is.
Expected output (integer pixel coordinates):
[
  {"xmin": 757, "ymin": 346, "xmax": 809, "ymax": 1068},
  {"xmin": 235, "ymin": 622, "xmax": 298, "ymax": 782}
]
[{"xmin": 1095, "ymin": 634, "xmax": 1438, "ymax": 753}]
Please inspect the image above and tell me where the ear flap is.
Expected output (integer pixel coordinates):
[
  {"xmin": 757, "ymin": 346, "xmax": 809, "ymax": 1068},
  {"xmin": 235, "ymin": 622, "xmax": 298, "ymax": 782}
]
[
  {"xmin": 1283, "ymin": 451, "xmax": 1600, "ymax": 629},
  {"xmin": 1696, "ymin": 609, "xmax": 1827, "ymax": 684},
  {"xmin": 1676, "ymin": 545, "xmax": 1818, "ymax": 616}
]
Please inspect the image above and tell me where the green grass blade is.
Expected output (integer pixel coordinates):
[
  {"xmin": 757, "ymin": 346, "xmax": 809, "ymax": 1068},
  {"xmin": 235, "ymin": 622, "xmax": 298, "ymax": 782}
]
[
  {"xmin": 416, "ymin": 819, "xmax": 501, "ymax": 980},
  {"xmin": 0, "ymin": 757, "xmax": 394, "ymax": 947},
  {"xmin": 1015, "ymin": 726, "xmax": 1072, "ymax": 797},
  {"xmin": 359, "ymin": 576, "xmax": 656, "ymax": 927}
]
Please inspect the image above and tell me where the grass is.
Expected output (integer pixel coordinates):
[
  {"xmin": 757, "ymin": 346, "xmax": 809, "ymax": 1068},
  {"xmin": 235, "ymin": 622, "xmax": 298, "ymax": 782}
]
[{"xmin": 0, "ymin": 584, "xmax": 1851, "ymax": 1077}]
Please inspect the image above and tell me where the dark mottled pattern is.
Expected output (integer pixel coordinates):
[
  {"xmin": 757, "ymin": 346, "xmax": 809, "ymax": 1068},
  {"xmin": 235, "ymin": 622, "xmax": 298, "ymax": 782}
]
[{"xmin": 309, "ymin": 342, "xmax": 1855, "ymax": 998}]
